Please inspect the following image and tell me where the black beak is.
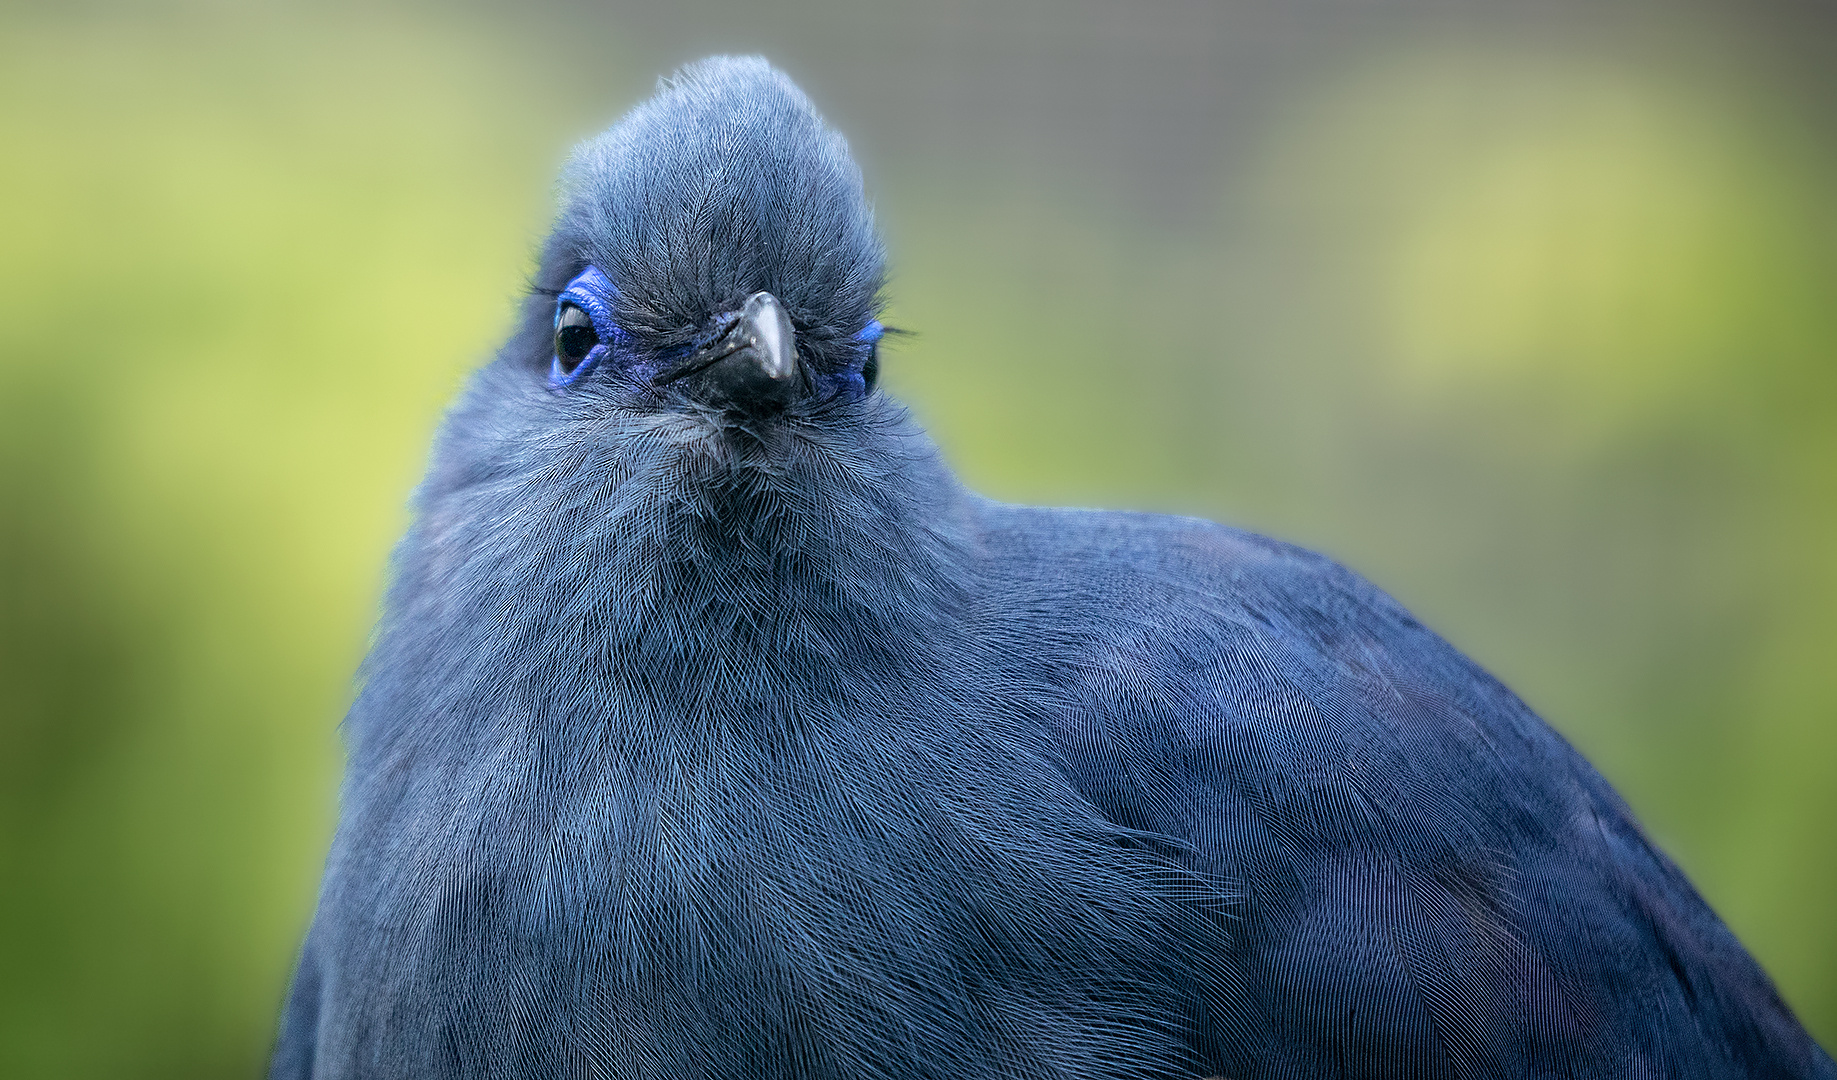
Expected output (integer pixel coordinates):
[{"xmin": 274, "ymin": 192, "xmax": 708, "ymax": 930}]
[{"xmin": 655, "ymin": 291, "xmax": 802, "ymax": 410}]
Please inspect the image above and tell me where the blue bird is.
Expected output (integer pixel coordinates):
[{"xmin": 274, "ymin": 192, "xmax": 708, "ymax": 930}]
[{"xmin": 272, "ymin": 56, "xmax": 1835, "ymax": 1079}]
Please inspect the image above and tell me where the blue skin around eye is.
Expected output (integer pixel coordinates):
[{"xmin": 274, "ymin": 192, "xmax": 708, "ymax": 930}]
[
  {"xmin": 828, "ymin": 319, "xmax": 885, "ymax": 395},
  {"xmin": 549, "ymin": 266, "xmax": 623, "ymax": 389},
  {"xmin": 550, "ymin": 265, "xmax": 884, "ymax": 394}
]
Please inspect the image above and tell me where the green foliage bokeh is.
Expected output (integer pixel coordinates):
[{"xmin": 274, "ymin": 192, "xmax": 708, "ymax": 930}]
[{"xmin": 1, "ymin": 3, "xmax": 1831, "ymax": 1075}]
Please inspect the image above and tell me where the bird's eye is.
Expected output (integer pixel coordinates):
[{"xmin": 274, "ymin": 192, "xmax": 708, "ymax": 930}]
[
  {"xmin": 851, "ymin": 319, "xmax": 886, "ymax": 394},
  {"xmin": 861, "ymin": 342, "xmax": 880, "ymax": 392},
  {"xmin": 554, "ymin": 303, "xmax": 599, "ymax": 374}
]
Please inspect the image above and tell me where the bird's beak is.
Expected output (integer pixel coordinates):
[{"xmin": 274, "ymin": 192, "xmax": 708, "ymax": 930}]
[{"xmin": 655, "ymin": 291, "xmax": 802, "ymax": 410}]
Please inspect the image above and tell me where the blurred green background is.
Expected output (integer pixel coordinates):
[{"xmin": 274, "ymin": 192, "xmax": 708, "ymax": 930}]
[{"xmin": 2, "ymin": 0, "xmax": 1832, "ymax": 1074}]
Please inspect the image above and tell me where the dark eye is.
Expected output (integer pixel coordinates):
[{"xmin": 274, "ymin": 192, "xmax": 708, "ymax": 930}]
[
  {"xmin": 861, "ymin": 342, "xmax": 880, "ymax": 391},
  {"xmin": 554, "ymin": 303, "xmax": 599, "ymax": 374}
]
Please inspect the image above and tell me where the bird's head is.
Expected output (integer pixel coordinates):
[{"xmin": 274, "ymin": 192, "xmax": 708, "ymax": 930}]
[
  {"xmin": 408, "ymin": 57, "xmax": 962, "ymax": 673},
  {"xmin": 529, "ymin": 55, "xmax": 886, "ymax": 420}
]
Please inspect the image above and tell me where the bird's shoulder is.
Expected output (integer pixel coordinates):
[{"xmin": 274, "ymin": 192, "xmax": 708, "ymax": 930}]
[
  {"xmin": 969, "ymin": 497, "xmax": 1472, "ymax": 705},
  {"xmin": 967, "ymin": 500, "xmax": 1832, "ymax": 1077},
  {"xmin": 970, "ymin": 497, "xmax": 1404, "ymax": 640},
  {"xmin": 967, "ymin": 497, "xmax": 1569, "ymax": 843}
]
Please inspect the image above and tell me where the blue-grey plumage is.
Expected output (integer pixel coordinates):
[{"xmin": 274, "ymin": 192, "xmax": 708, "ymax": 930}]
[{"xmin": 271, "ymin": 56, "xmax": 1835, "ymax": 1079}]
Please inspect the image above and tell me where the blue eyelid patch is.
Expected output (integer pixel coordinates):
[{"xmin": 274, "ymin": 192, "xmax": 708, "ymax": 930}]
[
  {"xmin": 550, "ymin": 265, "xmax": 624, "ymax": 389},
  {"xmin": 819, "ymin": 319, "xmax": 885, "ymax": 396},
  {"xmin": 559, "ymin": 266, "xmax": 619, "ymax": 330}
]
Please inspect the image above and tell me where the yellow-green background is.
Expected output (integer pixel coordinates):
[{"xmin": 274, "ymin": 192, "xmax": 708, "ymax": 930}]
[{"xmin": 2, "ymin": 1, "xmax": 1832, "ymax": 1074}]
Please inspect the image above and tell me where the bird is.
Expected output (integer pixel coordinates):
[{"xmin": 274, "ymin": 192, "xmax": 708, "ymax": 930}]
[{"xmin": 271, "ymin": 55, "xmax": 1835, "ymax": 1080}]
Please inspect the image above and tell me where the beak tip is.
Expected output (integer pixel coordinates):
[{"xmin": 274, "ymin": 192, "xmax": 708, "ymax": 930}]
[{"xmin": 742, "ymin": 291, "xmax": 798, "ymax": 382}]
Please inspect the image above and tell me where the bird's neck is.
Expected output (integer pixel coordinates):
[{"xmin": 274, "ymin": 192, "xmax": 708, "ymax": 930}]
[
  {"xmin": 608, "ymin": 424, "xmax": 976, "ymax": 693},
  {"xmin": 364, "ymin": 400, "xmax": 979, "ymax": 751}
]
